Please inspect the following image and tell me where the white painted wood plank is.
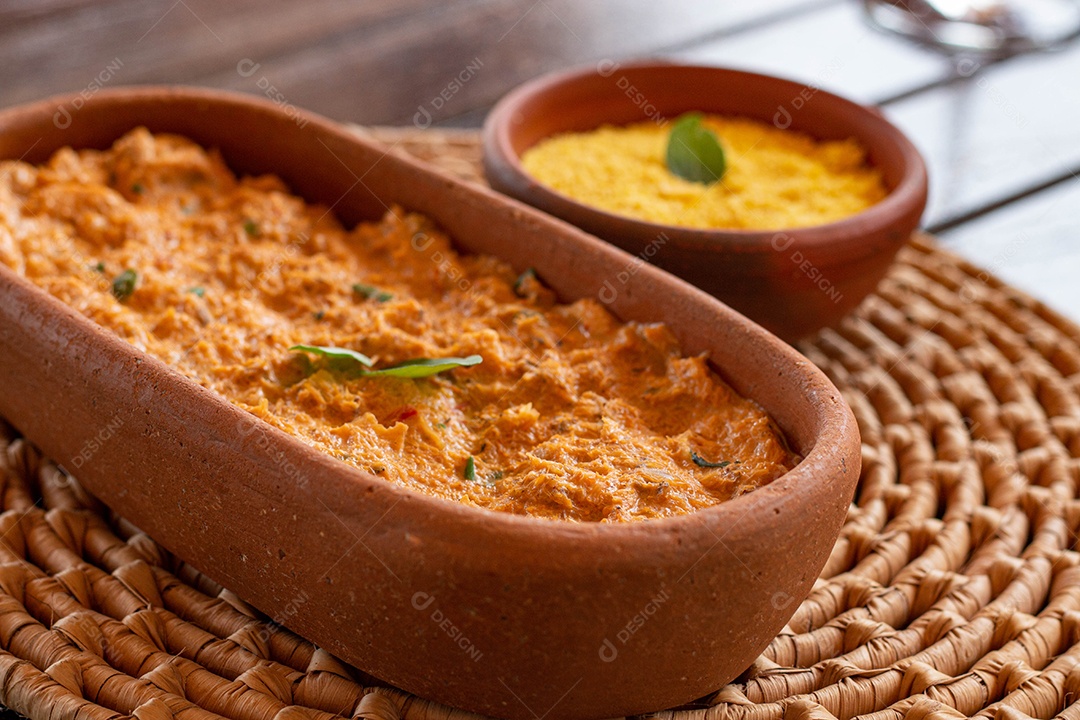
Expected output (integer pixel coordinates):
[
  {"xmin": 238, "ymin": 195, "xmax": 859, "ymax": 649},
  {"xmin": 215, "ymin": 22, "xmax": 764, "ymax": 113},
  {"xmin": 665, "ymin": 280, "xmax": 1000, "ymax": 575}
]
[
  {"xmin": 668, "ymin": 2, "xmax": 954, "ymax": 104},
  {"xmin": 938, "ymin": 176, "xmax": 1080, "ymax": 319}
]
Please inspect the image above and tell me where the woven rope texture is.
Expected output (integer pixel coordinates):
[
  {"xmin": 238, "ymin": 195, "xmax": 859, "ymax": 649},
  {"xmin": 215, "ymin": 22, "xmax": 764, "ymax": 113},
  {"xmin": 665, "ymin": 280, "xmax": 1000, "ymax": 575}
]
[{"xmin": 0, "ymin": 130, "xmax": 1077, "ymax": 720}]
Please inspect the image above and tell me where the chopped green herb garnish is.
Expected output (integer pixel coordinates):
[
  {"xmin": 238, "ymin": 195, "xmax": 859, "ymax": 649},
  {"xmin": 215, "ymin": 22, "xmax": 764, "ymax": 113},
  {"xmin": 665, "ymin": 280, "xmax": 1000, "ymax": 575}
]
[
  {"xmin": 352, "ymin": 283, "xmax": 393, "ymax": 302},
  {"xmin": 464, "ymin": 456, "xmax": 476, "ymax": 481},
  {"xmin": 436, "ymin": 422, "xmax": 447, "ymax": 430},
  {"xmin": 243, "ymin": 219, "xmax": 259, "ymax": 237},
  {"xmin": 188, "ymin": 286, "xmax": 206, "ymax": 298},
  {"xmin": 364, "ymin": 355, "xmax": 482, "ymax": 379},
  {"xmin": 666, "ymin": 113, "xmax": 726, "ymax": 185},
  {"xmin": 691, "ymin": 450, "xmax": 731, "ymax": 469},
  {"xmin": 289, "ymin": 345, "xmax": 480, "ymax": 379},
  {"xmin": 513, "ymin": 268, "xmax": 537, "ymax": 297},
  {"xmin": 289, "ymin": 344, "xmax": 374, "ymax": 367},
  {"xmin": 488, "ymin": 470, "xmax": 505, "ymax": 481},
  {"xmin": 131, "ymin": 182, "xmax": 144, "ymax": 195},
  {"xmin": 91, "ymin": 261, "xmax": 106, "ymax": 273},
  {"xmin": 313, "ymin": 310, "xmax": 326, "ymax": 321},
  {"xmin": 111, "ymin": 269, "xmax": 138, "ymax": 301}
]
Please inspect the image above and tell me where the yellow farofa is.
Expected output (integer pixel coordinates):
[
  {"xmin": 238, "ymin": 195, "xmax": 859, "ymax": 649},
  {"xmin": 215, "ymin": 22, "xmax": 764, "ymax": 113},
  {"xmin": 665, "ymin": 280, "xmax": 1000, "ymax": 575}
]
[{"xmin": 520, "ymin": 116, "xmax": 888, "ymax": 230}]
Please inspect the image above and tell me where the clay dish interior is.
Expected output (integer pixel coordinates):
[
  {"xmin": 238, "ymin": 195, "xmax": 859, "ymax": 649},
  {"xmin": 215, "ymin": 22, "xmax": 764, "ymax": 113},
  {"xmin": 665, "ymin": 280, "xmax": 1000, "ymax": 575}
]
[
  {"xmin": 482, "ymin": 61, "xmax": 929, "ymax": 341},
  {"xmin": 0, "ymin": 87, "xmax": 860, "ymax": 720}
]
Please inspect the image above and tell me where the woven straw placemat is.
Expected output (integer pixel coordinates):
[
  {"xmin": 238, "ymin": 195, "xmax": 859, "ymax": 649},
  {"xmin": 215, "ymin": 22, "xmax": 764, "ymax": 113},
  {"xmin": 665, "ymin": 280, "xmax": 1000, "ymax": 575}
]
[{"xmin": 1, "ymin": 128, "xmax": 1079, "ymax": 720}]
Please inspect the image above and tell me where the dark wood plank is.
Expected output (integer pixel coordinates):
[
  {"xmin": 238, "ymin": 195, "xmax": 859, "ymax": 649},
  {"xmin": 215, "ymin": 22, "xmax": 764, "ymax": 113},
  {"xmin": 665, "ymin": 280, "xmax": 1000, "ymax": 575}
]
[
  {"xmin": 0, "ymin": 0, "xmax": 468, "ymax": 107},
  {"xmin": 189, "ymin": 0, "xmax": 842, "ymax": 125},
  {"xmin": 201, "ymin": 0, "xmax": 843, "ymax": 125},
  {"xmin": 0, "ymin": 0, "xmax": 840, "ymax": 125}
]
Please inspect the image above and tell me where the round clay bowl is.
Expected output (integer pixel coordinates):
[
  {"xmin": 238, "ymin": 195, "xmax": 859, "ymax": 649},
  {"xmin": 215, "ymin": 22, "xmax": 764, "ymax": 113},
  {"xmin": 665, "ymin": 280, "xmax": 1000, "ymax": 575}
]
[
  {"xmin": 0, "ymin": 87, "xmax": 861, "ymax": 719},
  {"xmin": 482, "ymin": 61, "xmax": 929, "ymax": 341}
]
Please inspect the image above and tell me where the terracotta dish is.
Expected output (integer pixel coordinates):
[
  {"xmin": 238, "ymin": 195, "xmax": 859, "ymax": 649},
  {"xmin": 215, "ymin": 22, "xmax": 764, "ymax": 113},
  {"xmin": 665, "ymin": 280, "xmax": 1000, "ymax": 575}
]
[
  {"xmin": 482, "ymin": 62, "xmax": 929, "ymax": 341},
  {"xmin": 0, "ymin": 88, "xmax": 860, "ymax": 719}
]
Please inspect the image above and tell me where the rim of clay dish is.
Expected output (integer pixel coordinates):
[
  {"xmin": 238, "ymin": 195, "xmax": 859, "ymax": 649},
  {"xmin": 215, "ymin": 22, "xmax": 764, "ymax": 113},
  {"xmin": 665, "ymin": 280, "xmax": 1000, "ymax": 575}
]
[
  {"xmin": 482, "ymin": 60, "xmax": 929, "ymax": 256},
  {"xmin": 0, "ymin": 86, "xmax": 857, "ymax": 543}
]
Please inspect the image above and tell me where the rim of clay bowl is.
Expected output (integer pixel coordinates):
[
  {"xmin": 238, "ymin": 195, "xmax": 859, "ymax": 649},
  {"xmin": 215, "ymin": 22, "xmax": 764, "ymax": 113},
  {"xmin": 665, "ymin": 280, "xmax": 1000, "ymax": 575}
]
[{"xmin": 482, "ymin": 60, "xmax": 928, "ymax": 263}]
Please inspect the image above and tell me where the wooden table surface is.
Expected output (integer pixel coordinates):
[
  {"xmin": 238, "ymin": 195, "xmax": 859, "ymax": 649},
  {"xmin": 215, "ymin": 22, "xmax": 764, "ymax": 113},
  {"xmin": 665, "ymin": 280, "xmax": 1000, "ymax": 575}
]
[
  {"xmin": 0, "ymin": 3, "xmax": 1077, "ymax": 718},
  {"xmin": 3, "ymin": 0, "xmax": 1078, "ymax": 321}
]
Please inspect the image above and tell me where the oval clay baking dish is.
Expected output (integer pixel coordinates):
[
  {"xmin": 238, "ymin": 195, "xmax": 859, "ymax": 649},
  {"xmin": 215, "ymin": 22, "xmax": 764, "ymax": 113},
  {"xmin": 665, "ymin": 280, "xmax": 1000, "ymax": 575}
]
[{"xmin": 0, "ymin": 88, "xmax": 860, "ymax": 720}]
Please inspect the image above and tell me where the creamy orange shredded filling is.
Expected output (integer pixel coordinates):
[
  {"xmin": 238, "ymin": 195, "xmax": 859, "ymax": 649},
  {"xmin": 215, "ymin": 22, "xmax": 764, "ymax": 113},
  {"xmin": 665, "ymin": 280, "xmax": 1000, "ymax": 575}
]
[{"xmin": 0, "ymin": 129, "xmax": 798, "ymax": 521}]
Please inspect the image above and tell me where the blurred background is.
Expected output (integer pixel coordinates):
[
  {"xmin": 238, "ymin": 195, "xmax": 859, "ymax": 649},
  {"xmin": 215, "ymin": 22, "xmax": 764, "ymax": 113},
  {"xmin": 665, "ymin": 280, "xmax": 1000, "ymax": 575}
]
[{"xmin": 2, "ymin": 0, "xmax": 1078, "ymax": 315}]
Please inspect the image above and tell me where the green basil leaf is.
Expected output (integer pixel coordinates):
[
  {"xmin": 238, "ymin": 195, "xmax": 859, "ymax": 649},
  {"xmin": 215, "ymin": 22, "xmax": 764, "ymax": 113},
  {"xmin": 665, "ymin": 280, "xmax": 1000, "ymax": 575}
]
[
  {"xmin": 691, "ymin": 450, "xmax": 731, "ymax": 469},
  {"xmin": 289, "ymin": 344, "xmax": 374, "ymax": 367},
  {"xmin": 365, "ymin": 354, "xmax": 482, "ymax": 378},
  {"xmin": 513, "ymin": 268, "xmax": 537, "ymax": 298},
  {"xmin": 665, "ymin": 113, "xmax": 726, "ymax": 185},
  {"xmin": 352, "ymin": 283, "xmax": 393, "ymax": 302},
  {"xmin": 111, "ymin": 269, "xmax": 138, "ymax": 302},
  {"xmin": 289, "ymin": 346, "xmax": 480, "ymax": 379}
]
